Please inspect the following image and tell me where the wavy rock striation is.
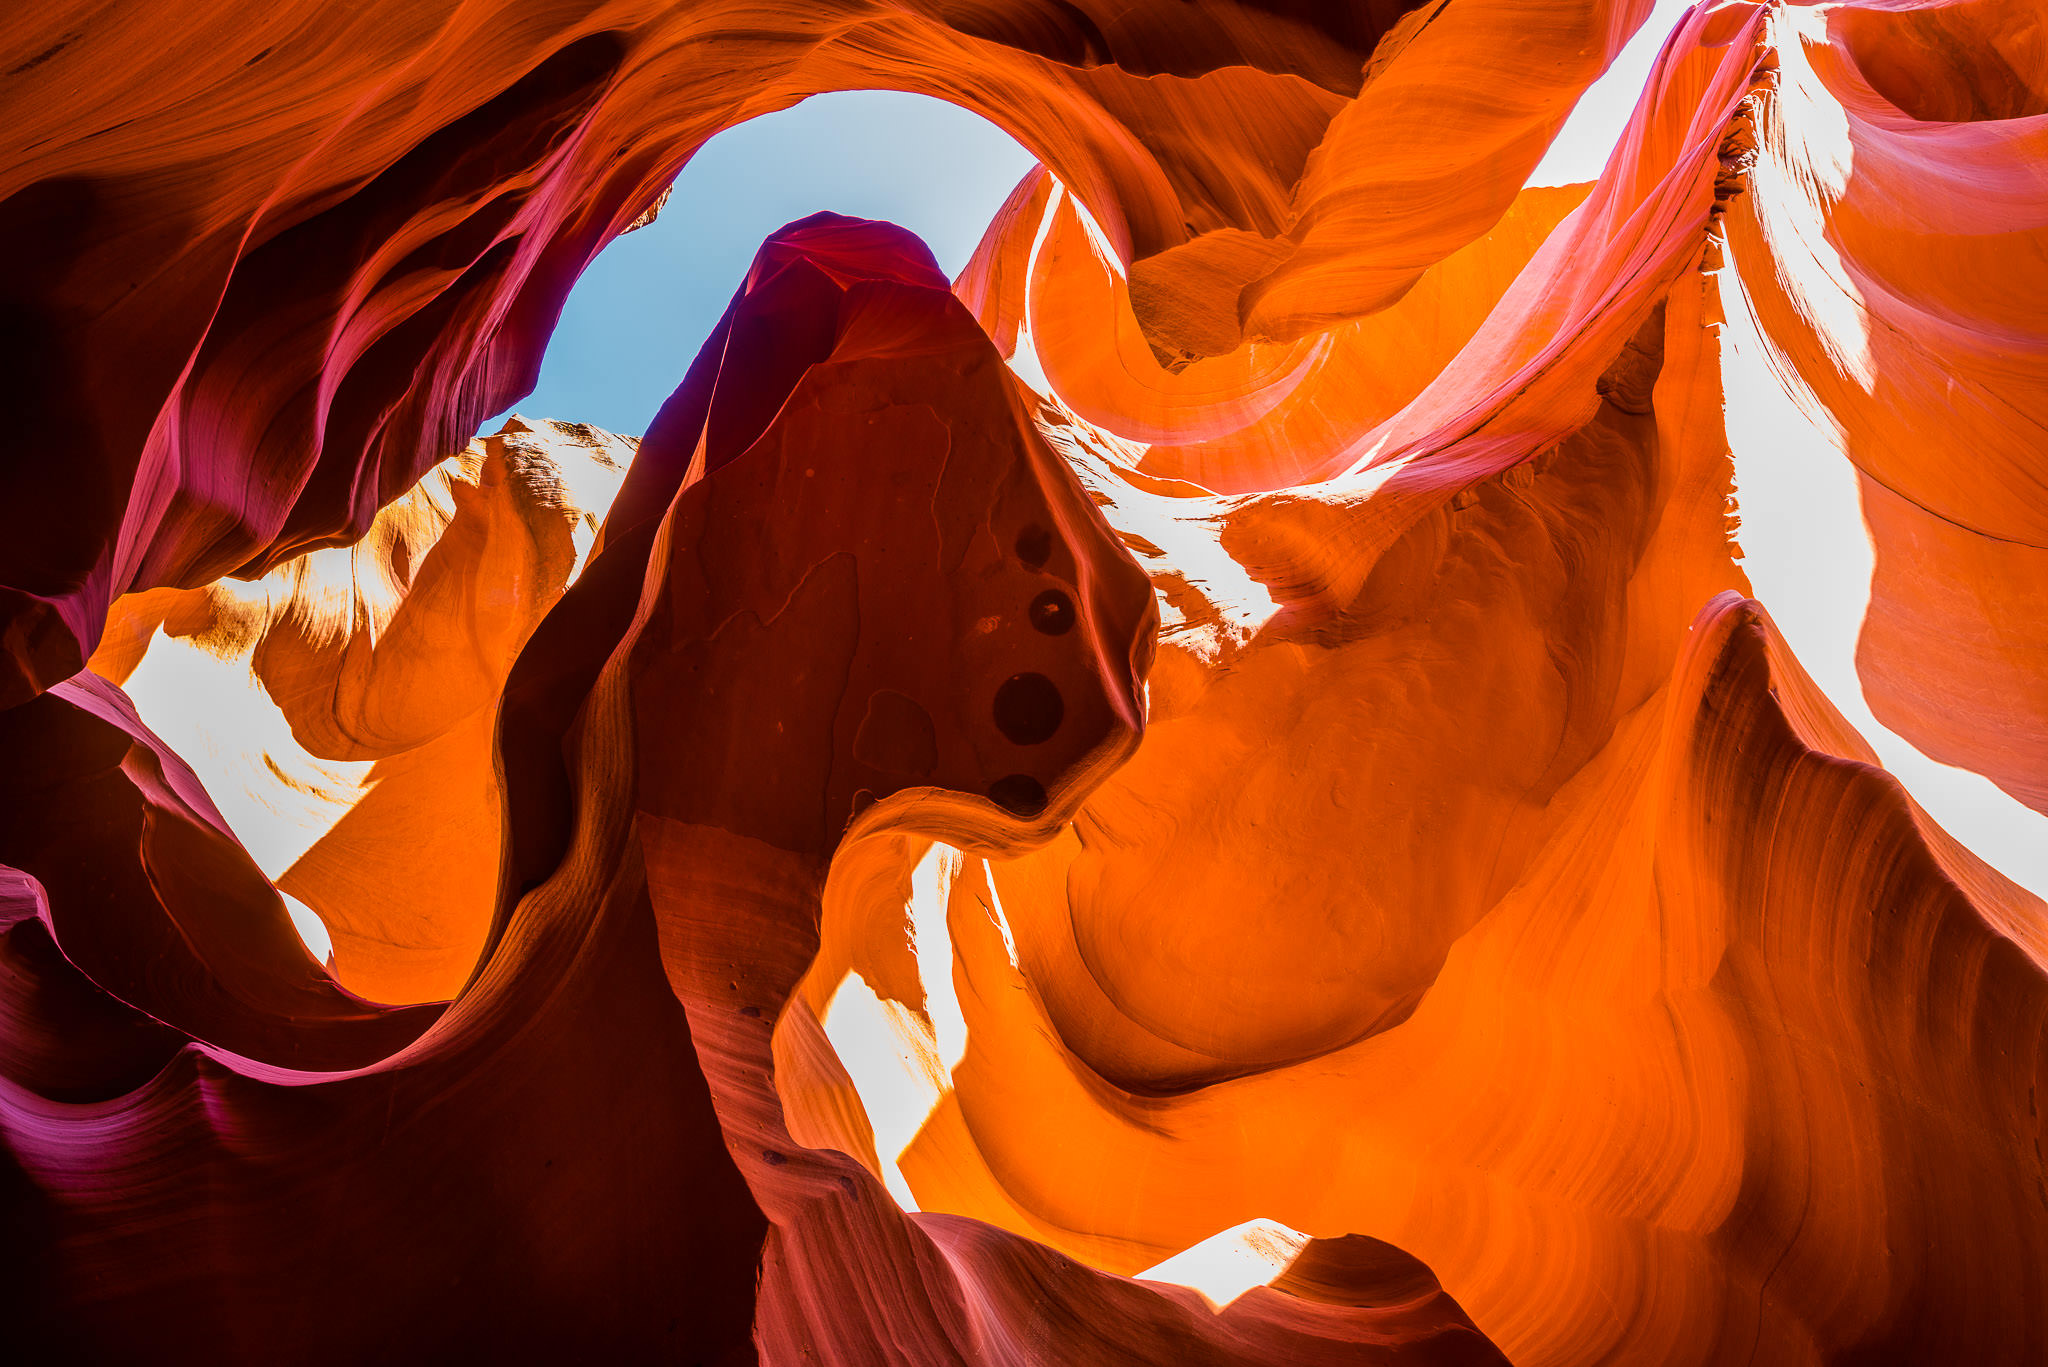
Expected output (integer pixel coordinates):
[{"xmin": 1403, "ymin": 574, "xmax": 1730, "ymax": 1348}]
[
  {"xmin": 2, "ymin": 2, "xmax": 2047, "ymax": 1365},
  {"xmin": 1727, "ymin": 0, "xmax": 2048, "ymax": 816},
  {"xmin": 0, "ymin": 0, "xmax": 1654, "ymax": 704},
  {"xmin": 89, "ymin": 418, "xmax": 628, "ymax": 1003},
  {"xmin": 0, "ymin": 216, "xmax": 1508, "ymax": 1366}
]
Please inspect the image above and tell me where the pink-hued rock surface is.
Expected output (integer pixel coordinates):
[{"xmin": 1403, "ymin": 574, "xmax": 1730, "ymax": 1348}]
[{"xmin": 3, "ymin": 3, "xmax": 2047, "ymax": 1364}]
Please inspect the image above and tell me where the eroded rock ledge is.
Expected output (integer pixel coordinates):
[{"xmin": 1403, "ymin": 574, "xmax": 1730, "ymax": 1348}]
[{"xmin": 3, "ymin": 3, "xmax": 2047, "ymax": 1364}]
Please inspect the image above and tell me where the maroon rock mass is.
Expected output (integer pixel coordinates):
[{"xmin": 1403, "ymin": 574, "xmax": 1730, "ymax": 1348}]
[{"xmin": 3, "ymin": 4, "xmax": 2048, "ymax": 1365}]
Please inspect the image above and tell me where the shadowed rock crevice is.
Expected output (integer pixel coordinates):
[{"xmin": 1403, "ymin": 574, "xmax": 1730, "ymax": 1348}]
[{"xmin": 2, "ymin": 3, "xmax": 2047, "ymax": 1364}]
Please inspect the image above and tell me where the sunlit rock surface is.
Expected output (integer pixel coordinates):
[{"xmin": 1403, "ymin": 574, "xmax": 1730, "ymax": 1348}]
[
  {"xmin": 3, "ymin": 3, "xmax": 2047, "ymax": 1365},
  {"xmin": 1726, "ymin": 2, "xmax": 2048, "ymax": 817},
  {"xmin": 87, "ymin": 418, "xmax": 629, "ymax": 1002}
]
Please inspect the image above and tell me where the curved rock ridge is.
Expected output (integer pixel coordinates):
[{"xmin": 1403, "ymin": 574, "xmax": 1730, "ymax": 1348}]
[
  {"xmin": 1728, "ymin": 0, "xmax": 2048, "ymax": 816},
  {"xmin": 806, "ymin": 7, "xmax": 2048, "ymax": 1361},
  {"xmin": 0, "ymin": 0, "xmax": 1655, "ymax": 705},
  {"xmin": 87, "ymin": 417, "xmax": 630, "ymax": 1003},
  {"xmin": 957, "ymin": 0, "xmax": 1769, "ymax": 497},
  {"xmin": 2, "ymin": 2, "xmax": 2047, "ymax": 1365},
  {"xmin": 0, "ymin": 217, "xmax": 1509, "ymax": 1366}
]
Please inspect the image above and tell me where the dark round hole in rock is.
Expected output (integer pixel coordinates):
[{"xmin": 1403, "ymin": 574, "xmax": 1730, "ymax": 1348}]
[
  {"xmin": 988, "ymin": 773, "xmax": 1048, "ymax": 817},
  {"xmin": 1028, "ymin": 588, "xmax": 1075, "ymax": 636},
  {"xmin": 1014, "ymin": 523, "xmax": 1053, "ymax": 568},
  {"xmin": 993, "ymin": 672, "xmax": 1064, "ymax": 745}
]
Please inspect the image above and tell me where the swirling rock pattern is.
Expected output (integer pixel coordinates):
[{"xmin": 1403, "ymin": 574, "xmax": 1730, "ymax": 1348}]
[
  {"xmin": 88, "ymin": 417, "xmax": 629, "ymax": 1003},
  {"xmin": 1727, "ymin": 0, "xmax": 2048, "ymax": 816},
  {"xmin": 0, "ymin": 0, "xmax": 1650, "ymax": 703},
  {"xmin": 2, "ymin": 2, "xmax": 2046, "ymax": 1365}
]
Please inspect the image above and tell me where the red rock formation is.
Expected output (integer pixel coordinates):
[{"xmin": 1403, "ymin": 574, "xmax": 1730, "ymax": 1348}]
[
  {"xmin": 0, "ymin": 0, "xmax": 1652, "ymax": 705},
  {"xmin": 87, "ymin": 418, "xmax": 629, "ymax": 1003},
  {"xmin": 1727, "ymin": 1, "xmax": 2048, "ymax": 816},
  {"xmin": 3, "ymin": 3, "xmax": 2047, "ymax": 1365},
  {"xmin": 0, "ymin": 216, "xmax": 1507, "ymax": 1365}
]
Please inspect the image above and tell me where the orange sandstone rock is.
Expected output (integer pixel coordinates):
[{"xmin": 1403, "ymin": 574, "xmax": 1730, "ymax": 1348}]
[
  {"xmin": 1728, "ymin": 1, "xmax": 2048, "ymax": 814},
  {"xmin": 0, "ymin": 0, "xmax": 1652, "ymax": 704},
  {"xmin": 2, "ymin": 3, "xmax": 2047, "ymax": 1366},
  {"xmin": 87, "ymin": 418, "xmax": 628, "ymax": 1002},
  {"xmin": 0, "ymin": 216, "xmax": 1510, "ymax": 1366}
]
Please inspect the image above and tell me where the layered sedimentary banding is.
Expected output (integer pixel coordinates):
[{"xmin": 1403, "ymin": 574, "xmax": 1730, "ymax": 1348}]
[
  {"xmin": 88, "ymin": 418, "xmax": 629, "ymax": 1003},
  {"xmin": 1727, "ymin": 1, "xmax": 2048, "ymax": 816},
  {"xmin": 0, "ymin": 0, "xmax": 1653, "ymax": 704},
  {"xmin": 3, "ymin": 2, "xmax": 2048, "ymax": 1365},
  {"xmin": 0, "ymin": 215, "xmax": 1510, "ymax": 1366}
]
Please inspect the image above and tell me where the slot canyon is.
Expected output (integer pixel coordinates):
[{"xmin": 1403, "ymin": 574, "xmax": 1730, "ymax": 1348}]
[{"xmin": 2, "ymin": 2, "xmax": 2046, "ymax": 1363}]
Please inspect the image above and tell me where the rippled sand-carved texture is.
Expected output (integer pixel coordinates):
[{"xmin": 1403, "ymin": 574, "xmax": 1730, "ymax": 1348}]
[{"xmin": 1, "ymin": 3, "xmax": 2045, "ymax": 1365}]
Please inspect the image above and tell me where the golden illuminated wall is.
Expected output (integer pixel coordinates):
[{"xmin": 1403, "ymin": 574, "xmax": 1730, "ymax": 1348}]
[{"xmin": 2, "ymin": 4, "xmax": 2045, "ymax": 1365}]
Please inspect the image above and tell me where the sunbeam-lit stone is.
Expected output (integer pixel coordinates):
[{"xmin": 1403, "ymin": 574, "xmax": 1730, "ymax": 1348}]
[{"xmin": 3, "ymin": 3, "xmax": 2047, "ymax": 1364}]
